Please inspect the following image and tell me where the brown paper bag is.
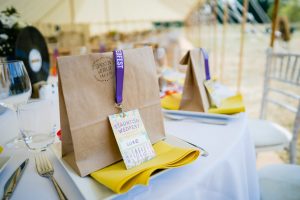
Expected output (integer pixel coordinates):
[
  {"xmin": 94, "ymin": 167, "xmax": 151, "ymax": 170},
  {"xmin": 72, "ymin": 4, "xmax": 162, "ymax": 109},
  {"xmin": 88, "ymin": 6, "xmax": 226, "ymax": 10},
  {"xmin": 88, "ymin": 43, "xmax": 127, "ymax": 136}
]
[
  {"xmin": 179, "ymin": 49, "xmax": 210, "ymax": 112},
  {"xmin": 58, "ymin": 47, "xmax": 165, "ymax": 177}
]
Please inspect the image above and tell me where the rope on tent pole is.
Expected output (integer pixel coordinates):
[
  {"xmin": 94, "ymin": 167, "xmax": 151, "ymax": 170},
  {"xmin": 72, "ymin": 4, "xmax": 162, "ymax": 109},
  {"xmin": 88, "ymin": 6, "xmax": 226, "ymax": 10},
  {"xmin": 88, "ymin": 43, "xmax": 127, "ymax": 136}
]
[
  {"xmin": 212, "ymin": 0, "xmax": 218, "ymax": 76},
  {"xmin": 227, "ymin": 4, "xmax": 241, "ymax": 22},
  {"xmin": 226, "ymin": 4, "xmax": 235, "ymax": 23},
  {"xmin": 220, "ymin": 1, "xmax": 228, "ymax": 82},
  {"xmin": 270, "ymin": 0, "xmax": 280, "ymax": 47},
  {"xmin": 237, "ymin": 0, "xmax": 249, "ymax": 93},
  {"xmin": 249, "ymin": 0, "xmax": 271, "ymax": 23}
]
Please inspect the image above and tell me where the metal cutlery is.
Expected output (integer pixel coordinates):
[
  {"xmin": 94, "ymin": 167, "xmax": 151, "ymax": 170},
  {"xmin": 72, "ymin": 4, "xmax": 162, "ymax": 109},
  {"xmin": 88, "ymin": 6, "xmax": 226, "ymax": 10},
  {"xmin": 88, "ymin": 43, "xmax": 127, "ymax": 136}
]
[
  {"xmin": 164, "ymin": 114, "xmax": 228, "ymax": 125},
  {"xmin": 35, "ymin": 153, "xmax": 67, "ymax": 200},
  {"xmin": 163, "ymin": 137, "xmax": 209, "ymax": 157},
  {"xmin": 181, "ymin": 139, "xmax": 209, "ymax": 157},
  {"xmin": 2, "ymin": 159, "xmax": 29, "ymax": 200}
]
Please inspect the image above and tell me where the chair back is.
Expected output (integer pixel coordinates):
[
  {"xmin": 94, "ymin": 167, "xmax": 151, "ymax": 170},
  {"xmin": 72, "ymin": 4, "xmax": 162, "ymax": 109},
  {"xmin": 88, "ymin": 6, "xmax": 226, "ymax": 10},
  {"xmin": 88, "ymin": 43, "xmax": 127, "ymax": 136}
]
[{"xmin": 260, "ymin": 48, "xmax": 300, "ymax": 163}]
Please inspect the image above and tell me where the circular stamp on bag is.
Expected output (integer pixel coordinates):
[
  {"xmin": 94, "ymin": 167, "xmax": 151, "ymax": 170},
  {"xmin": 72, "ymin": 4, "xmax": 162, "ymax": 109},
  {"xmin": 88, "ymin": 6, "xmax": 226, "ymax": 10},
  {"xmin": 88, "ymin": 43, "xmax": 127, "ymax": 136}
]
[{"xmin": 92, "ymin": 57, "xmax": 114, "ymax": 82}]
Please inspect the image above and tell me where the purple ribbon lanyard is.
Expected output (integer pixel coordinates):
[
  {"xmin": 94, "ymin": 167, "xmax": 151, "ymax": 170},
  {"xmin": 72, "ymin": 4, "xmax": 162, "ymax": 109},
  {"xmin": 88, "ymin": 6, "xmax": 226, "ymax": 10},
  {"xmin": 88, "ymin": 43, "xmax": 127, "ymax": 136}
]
[
  {"xmin": 200, "ymin": 48, "xmax": 211, "ymax": 80},
  {"xmin": 113, "ymin": 50, "xmax": 124, "ymax": 111}
]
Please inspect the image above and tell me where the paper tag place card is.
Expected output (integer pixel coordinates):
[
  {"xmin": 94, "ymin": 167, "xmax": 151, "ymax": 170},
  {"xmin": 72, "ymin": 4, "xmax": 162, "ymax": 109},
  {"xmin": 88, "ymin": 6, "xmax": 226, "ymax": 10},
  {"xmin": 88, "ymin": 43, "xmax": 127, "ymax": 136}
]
[
  {"xmin": 204, "ymin": 80, "xmax": 235, "ymax": 107},
  {"xmin": 109, "ymin": 109, "xmax": 156, "ymax": 169}
]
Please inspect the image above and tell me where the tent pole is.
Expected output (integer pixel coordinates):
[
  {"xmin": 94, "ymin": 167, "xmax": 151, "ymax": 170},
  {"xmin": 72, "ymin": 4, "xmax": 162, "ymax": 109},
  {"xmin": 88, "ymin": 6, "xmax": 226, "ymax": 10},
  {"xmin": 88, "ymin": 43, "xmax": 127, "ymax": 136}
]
[
  {"xmin": 220, "ymin": 1, "xmax": 228, "ymax": 82},
  {"xmin": 270, "ymin": 0, "xmax": 280, "ymax": 47},
  {"xmin": 212, "ymin": 0, "xmax": 218, "ymax": 76},
  {"xmin": 69, "ymin": 0, "xmax": 75, "ymax": 25},
  {"xmin": 237, "ymin": 0, "xmax": 249, "ymax": 93}
]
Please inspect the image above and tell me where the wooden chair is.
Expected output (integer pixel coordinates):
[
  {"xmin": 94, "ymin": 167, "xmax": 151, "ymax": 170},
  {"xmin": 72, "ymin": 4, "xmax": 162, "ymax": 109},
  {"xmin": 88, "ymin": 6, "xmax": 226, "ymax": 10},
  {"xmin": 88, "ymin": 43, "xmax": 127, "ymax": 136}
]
[{"xmin": 248, "ymin": 48, "xmax": 300, "ymax": 163}]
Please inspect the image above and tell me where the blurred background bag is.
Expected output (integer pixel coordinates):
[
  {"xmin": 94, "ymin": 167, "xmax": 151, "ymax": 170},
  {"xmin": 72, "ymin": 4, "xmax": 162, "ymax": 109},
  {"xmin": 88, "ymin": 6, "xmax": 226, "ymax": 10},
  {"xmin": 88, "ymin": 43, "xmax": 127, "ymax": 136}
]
[{"xmin": 179, "ymin": 49, "xmax": 210, "ymax": 112}]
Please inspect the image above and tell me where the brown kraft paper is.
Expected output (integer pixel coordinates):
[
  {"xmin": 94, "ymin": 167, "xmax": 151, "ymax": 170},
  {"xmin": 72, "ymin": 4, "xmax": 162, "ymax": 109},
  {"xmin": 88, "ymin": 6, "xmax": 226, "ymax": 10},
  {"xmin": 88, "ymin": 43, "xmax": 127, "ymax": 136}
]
[
  {"xmin": 179, "ymin": 49, "xmax": 210, "ymax": 112},
  {"xmin": 57, "ymin": 47, "xmax": 165, "ymax": 177}
]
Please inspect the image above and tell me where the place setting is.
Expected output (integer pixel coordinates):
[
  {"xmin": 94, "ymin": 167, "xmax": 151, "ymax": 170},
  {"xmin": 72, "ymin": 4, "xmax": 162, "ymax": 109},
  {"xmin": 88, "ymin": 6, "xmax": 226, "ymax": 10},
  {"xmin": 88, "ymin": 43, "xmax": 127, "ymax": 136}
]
[
  {"xmin": 0, "ymin": 48, "xmax": 207, "ymax": 199},
  {"xmin": 1, "ymin": 1, "xmax": 298, "ymax": 200},
  {"xmin": 0, "ymin": 60, "xmax": 62, "ymax": 198},
  {"xmin": 0, "ymin": 46, "xmax": 245, "ymax": 199}
]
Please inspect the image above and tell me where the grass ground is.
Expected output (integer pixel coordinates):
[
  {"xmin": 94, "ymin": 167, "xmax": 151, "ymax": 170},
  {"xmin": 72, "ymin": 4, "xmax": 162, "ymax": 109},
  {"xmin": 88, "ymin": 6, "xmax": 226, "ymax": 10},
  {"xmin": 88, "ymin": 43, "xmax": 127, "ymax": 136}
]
[{"xmin": 186, "ymin": 24, "xmax": 300, "ymax": 164}]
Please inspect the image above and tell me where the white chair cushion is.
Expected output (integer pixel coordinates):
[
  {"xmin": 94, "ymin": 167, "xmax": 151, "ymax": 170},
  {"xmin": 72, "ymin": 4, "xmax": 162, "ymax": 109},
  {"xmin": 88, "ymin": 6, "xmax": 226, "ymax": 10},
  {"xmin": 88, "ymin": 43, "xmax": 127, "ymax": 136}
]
[
  {"xmin": 248, "ymin": 119, "xmax": 292, "ymax": 151},
  {"xmin": 259, "ymin": 164, "xmax": 300, "ymax": 200}
]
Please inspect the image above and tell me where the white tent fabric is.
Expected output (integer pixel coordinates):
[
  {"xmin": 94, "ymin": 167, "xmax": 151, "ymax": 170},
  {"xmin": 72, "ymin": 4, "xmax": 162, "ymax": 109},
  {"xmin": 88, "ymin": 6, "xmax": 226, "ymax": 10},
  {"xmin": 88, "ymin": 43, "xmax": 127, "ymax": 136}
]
[
  {"xmin": 0, "ymin": 0, "xmax": 200, "ymax": 34},
  {"xmin": 0, "ymin": 0, "xmax": 197, "ymax": 24},
  {"xmin": 160, "ymin": 0, "xmax": 199, "ymax": 18},
  {"xmin": 89, "ymin": 23, "xmax": 153, "ymax": 35}
]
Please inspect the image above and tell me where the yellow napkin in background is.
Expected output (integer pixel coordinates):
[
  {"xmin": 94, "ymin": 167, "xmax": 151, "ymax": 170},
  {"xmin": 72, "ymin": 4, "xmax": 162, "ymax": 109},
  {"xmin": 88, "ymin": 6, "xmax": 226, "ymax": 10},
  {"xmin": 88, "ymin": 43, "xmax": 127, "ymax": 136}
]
[
  {"xmin": 208, "ymin": 94, "xmax": 245, "ymax": 114},
  {"xmin": 161, "ymin": 93, "xmax": 182, "ymax": 110},
  {"xmin": 161, "ymin": 92, "xmax": 245, "ymax": 115},
  {"xmin": 0, "ymin": 146, "xmax": 3, "ymax": 154},
  {"xmin": 90, "ymin": 141, "xmax": 199, "ymax": 194}
]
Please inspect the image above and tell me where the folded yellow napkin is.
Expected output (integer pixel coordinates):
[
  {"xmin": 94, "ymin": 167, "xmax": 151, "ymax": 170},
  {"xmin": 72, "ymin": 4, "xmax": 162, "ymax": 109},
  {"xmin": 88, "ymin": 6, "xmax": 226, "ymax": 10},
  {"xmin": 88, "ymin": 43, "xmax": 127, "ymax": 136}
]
[
  {"xmin": 161, "ymin": 93, "xmax": 245, "ymax": 114},
  {"xmin": 208, "ymin": 94, "xmax": 245, "ymax": 114},
  {"xmin": 90, "ymin": 141, "xmax": 199, "ymax": 194},
  {"xmin": 161, "ymin": 93, "xmax": 182, "ymax": 110},
  {"xmin": 0, "ymin": 146, "xmax": 3, "ymax": 154}
]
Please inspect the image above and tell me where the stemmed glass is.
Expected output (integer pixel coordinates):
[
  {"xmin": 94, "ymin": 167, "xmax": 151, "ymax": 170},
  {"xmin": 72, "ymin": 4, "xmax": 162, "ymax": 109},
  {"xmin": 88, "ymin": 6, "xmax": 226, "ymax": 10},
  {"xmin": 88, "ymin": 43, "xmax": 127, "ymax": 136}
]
[
  {"xmin": 0, "ymin": 60, "xmax": 32, "ymax": 148},
  {"xmin": 18, "ymin": 99, "xmax": 57, "ymax": 151}
]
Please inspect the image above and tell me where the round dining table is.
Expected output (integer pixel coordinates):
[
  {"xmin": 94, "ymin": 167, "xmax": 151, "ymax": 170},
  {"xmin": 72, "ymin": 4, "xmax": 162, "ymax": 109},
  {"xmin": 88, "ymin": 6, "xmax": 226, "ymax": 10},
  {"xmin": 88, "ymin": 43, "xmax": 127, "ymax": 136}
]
[{"xmin": 0, "ymin": 108, "xmax": 259, "ymax": 200}]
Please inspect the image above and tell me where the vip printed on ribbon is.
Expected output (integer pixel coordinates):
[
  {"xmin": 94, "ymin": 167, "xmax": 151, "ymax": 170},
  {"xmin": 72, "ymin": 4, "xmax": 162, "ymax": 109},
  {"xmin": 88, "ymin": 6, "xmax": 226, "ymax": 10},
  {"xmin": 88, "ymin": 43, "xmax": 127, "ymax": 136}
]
[{"xmin": 109, "ymin": 110, "xmax": 156, "ymax": 169}]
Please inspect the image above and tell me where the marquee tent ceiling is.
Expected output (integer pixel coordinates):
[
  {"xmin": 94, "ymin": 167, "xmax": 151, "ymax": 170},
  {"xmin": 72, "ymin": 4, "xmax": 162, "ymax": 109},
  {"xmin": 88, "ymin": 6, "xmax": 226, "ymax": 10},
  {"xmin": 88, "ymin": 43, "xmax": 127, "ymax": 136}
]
[{"xmin": 0, "ymin": 0, "xmax": 201, "ymax": 24}]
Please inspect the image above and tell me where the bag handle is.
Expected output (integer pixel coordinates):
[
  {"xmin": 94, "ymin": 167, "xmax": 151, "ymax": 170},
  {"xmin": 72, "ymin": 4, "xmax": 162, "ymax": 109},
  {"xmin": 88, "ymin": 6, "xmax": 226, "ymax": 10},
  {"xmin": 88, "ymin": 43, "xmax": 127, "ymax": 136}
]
[
  {"xmin": 200, "ymin": 48, "xmax": 210, "ymax": 80},
  {"xmin": 113, "ymin": 50, "xmax": 124, "ymax": 112}
]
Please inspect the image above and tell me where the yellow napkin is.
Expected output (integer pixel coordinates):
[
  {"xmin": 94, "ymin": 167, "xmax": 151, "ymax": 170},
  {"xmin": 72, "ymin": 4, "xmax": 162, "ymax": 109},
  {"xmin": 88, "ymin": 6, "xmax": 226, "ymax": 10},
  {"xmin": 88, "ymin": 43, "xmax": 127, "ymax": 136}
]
[
  {"xmin": 0, "ymin": 146, "xmax": 3, "ymax": 154},
  {"xmin": 208, "ymin": 94, "xmax": 245, "ymax": 114},
  {"xmin": 90, "ymin": 141, "xmax": 199, "ymax": 194},
  {"xmin": 161, "ymin": 92, "xmax": 245, "ymax": 115},
  {"xmin": 161, "ymin": 93, "xmax": 182, "ymax": 110}
]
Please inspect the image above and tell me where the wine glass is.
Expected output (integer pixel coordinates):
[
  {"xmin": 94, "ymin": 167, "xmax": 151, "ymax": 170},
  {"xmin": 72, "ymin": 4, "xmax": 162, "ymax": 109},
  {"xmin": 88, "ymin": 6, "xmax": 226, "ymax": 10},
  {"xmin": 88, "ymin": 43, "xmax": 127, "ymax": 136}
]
[
  {"xmin": 0, "ymin": 60, "xmax": 32, "ymax": 148},
  {"xmin": 18, "ymin": 99, "xmax": 57, "ymax": 151}
]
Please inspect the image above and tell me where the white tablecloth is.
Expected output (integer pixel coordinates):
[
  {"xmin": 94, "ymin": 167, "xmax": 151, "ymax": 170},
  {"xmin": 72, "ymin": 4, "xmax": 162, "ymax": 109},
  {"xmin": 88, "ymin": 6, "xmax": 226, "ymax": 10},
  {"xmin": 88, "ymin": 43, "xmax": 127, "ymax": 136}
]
[{"xmin": 0, "ymin": 110, "xmax": 259, "ymax": 200}]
